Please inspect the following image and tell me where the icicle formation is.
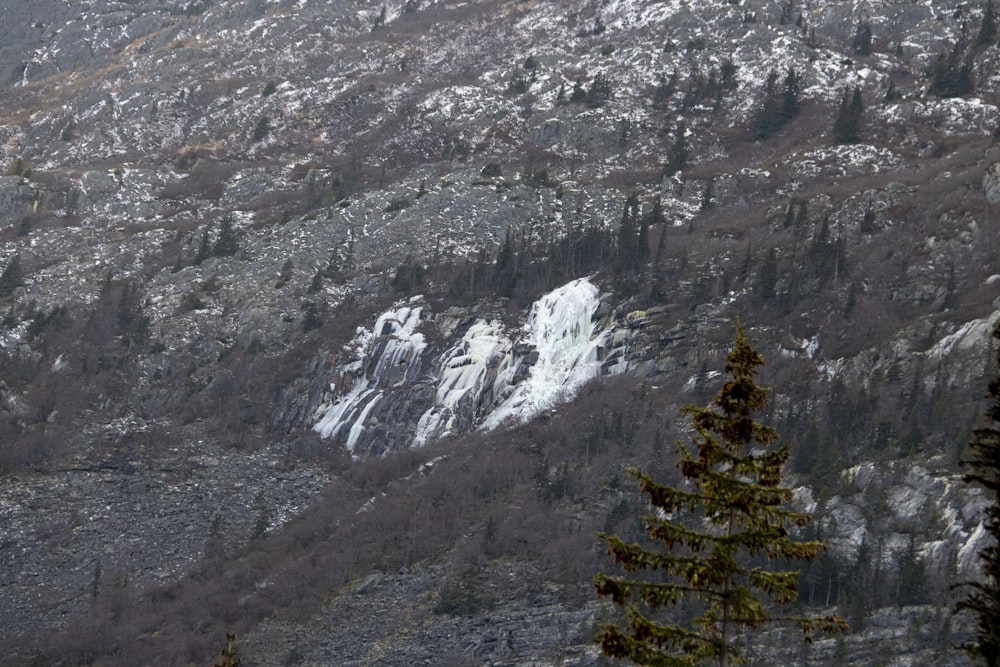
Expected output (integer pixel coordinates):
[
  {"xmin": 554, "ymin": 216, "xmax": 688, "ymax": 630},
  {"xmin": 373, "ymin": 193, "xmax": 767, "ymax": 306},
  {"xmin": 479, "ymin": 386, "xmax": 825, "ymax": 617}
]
[
  {"xmin": 412, "ymin": 320, "xmax": 515, "ymax": 446},
  {"xmin": 482, "ymin": 278, "xmax": 613, "ymax": 430},
  {"xmin": 313, "ymin": 299, "xmax": 427, "ymax": 452}
]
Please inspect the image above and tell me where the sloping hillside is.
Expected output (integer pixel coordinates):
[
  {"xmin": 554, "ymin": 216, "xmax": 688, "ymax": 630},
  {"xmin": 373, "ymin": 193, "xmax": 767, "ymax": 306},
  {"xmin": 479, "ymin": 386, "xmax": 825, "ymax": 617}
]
[{"xmin": 0, "ymin": 0, "xmax": 998, "ymax": 664}]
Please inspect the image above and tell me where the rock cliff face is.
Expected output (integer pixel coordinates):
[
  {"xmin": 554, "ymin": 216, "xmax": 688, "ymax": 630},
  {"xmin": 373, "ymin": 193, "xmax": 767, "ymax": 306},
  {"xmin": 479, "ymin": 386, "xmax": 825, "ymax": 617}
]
[{"xmin": 0, "ymin": 0, "xmax": 999, "ymax": 664}]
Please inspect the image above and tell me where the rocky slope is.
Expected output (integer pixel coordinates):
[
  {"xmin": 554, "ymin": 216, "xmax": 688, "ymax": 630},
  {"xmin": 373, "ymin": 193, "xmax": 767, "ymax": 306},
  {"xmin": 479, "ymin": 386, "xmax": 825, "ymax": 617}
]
[{"xmin": 0, "ymin": 0, "xmax": 999, "ymax": 664}]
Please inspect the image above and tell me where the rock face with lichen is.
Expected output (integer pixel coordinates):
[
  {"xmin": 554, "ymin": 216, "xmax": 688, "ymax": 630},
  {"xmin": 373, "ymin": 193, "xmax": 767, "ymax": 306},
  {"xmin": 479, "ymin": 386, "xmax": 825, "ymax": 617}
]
[{"xmin": 0, "ymin": 0, "xmax": 999, "ymax": 664}]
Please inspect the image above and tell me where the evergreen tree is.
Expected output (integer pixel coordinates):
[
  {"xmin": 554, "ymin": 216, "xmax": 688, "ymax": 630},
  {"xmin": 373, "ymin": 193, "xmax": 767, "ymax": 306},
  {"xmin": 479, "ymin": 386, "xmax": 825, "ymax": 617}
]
[
  {"xmin": 650, "ymin": 222, "xmax": 670, "ymax": 304},
  {"xmin": 748, "ymin": 67, "xmax": 802, "ymax": 138},
  {"xmin": 895, "ymin": 534, "xmax": 927, "ymax": 606},
  {"xmin": 978, "ymin": 0, "xmax": 997, "ymax": 48},
  {"xmin": 594, "ymin": 327, "xmax": 845, "ymax": 666},
  {"xmin": 300, "ymin": 300, "xmax": 323, "ymax": 333},
  {"xmin": 944, "ymin": 262, "xmax": 958, "ymax": 311},
  {"xmin": 779, "ymin": 0, "xmax": 794, "ymax": 25},
  {"xmin": 794, "ymin": 424, "xmax": 820, "ymax": 475},
  {"xmin": 681, "ymin": 69, "xmax": 708, "ymax": 110},
  {"xmin": 586, "ymin": 73, "xmax": 614, "ymax": 108},
  {"xmin": 390, "ymin": 256, "xmax": 424, "ymax": 294},
  {"xmin": 637, "ymin": 208, "xmax": 651, "ymax": 265},
  {"xmin": 371, "ymin": 5, "xmax": 386, "ymax": 31},
  {"xmin": 616, "ymin": 194, "xmax": 640, "ymax": 275},
  {"xmin": 884, "ymin": 80, "xmax": 900, "ymax": 102},
  {"xmin": 852, "ymin": 20, "xmax": 873, "ymax": 55},
  {"xmin": 645, "ymin": 198, "xmax": 667, "ymax": 231},
  {"xmin": 719, "ymin": 59, "xmax": 739, "ymax": 92},
  {"xmin": 859, "ymin": 204, "xmax": 876, "ymax": 234},
  {"xmin": 251, "ymin": 115, "xmax": 270, "ymax": 142},
  {"xmin": 956, "ymin": 321, "xmax": 1000, "ymax": 665},
  {"xmin": 756, "ymin": 248, "xmax": 778, "ymax": 302},
  {"xmin": 653, "ymin": 71, "xmax": 679, "ymax": 108},
  {"xmin": 928, "ymin": 43, "xmax": 974, "ymax": 98},
  {"xmin": 751, "ymin": 71, "xmax": 783, "ymax": 140},
  {"xmin": 308, "ymin": 269, "xmax": 323, "ymax": 293},
  {"xmin": 492, "ymin": 227, "xmax": 518, "ymax": 296},
  {"xmin": 781, "ymin": 199, "xmax": 797, "ymax": 229},
  {"xmin": 213, "ymin": 216, "xmax": 239, "ymax": 258},
  {"xmin": 700, "ymin": 180, "xmax": 714, "ymax": 211},
  {"xmin": 0, "ymin": 254, "xmax": 23, "ymax": 297},
  {"xmin": 507, "ymin": 68, "xmax": 530, "ymax": 95},
  {"xmin": 832, "ymin": 86, "xmax": 864, "ymax": 144},
  {"xmin": 735, "ymin": 244, "xmax": 751, "ymax": 285},
  {"xmin": 194, "ymin": 228, "xmax": 212, "ymax": 264},
  {"xmin": 663, "ymin": 122, "xmax": 689, "ymax": 178},
  {"xmin": 780, "ymin": 67, "xmax": 801, "ymax": 124}
]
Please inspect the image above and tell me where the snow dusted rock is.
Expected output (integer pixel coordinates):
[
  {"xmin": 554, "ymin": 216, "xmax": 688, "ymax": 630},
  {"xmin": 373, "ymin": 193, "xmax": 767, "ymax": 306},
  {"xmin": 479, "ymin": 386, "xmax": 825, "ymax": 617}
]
[
  {"xmin": 984, "ymin": 161, "xmax": 1000, "ymax": 205},
  {"xmin": 412, "ymin": 319, "xmax": 516, "ymax": 446},
  {"xmin": 823, "ymin": 496, "xmax": 868, "ymax": 558},
  {"xmin": 958, "ymin": 522, "xmax": 992, "ymax": 576},
  {"xmin": 313, "ymin": 299, "xmax": 430, "ymax": 455},
  {"xmin": 0, "ymin": 176, "xmax": 37, "ymax": 222}
]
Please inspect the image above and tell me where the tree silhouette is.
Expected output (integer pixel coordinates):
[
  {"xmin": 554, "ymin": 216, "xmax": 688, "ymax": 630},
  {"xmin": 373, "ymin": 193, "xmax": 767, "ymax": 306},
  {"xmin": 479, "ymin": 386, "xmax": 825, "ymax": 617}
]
[
  {"xmin": 194, "ymin": 228, "xmax": 211, "ymax": 264},
  {"xmin": 756, "ymin": 248, "xmax": 778, "ymax": 302},
  {"xmin": 663, "ymin": 122, "xmax": 689, "ymax": 178},
  {"xmin": 780, "ymin": 67, "xmax": 801, "ymax": 124},
  {"xmin": 928, "ymin": 42, "xmax": 974, "ymax": 98},
  {"xmin": 832, "ymin": 86, "xmax": 864, "ymax": 144},
  {"xmin": 616, "ymin": 194, "xmax": 641, "ymax": 275},
  {"xmin": 852, "ymin": 20, "xmax": 873, "ymax": 55},
  {"xmin": 595, "ymin": 327, "xmax": 845, "ymax": 666},
  {"xmin": 956, "ymin": 321, "xmax": 1000, "ymax": 665},
  {"xmin": 213, "ymin": 216, "xmax": 240, "ymax": 258},
  {"xmin": 586, "ymin": 73, "xmax": 614, "ymax": 108},
  {"xmin": 0, "ymin": 254, "xmax": 23, "ymax": 297},
  {"xmin": 751, "ymin": 69, "xmax": 802, "ymax": 140},
  {"xmin": 978, "ymin": 0, "xmax": 997, "ymax": 48},
  {"xmin": 211, "ymin": 632, "xmax": 240, "ymax": 667}
]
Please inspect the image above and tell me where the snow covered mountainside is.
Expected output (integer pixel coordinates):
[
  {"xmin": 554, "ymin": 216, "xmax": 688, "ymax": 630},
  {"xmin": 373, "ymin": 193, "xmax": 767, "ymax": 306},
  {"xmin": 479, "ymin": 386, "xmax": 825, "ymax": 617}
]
[{"xmin": 0, "ymin": 0, "xmax": 999, "ymax": 664}]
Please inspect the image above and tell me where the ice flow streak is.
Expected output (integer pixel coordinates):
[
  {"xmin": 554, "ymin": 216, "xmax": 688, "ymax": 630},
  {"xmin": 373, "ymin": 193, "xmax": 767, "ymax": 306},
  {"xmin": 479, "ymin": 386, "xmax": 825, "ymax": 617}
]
[{"xmin": 482, "ymin": 278, "xmax": 608, "ymax": 430}]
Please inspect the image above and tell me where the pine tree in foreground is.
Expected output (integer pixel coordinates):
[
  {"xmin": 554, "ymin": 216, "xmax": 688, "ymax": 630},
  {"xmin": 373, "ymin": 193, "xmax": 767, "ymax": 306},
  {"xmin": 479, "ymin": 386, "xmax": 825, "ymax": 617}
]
[
  {"xmin": 594, "ymin": 326, "xmax": 845, "ymax": 666},
  {"xmin": 956, "ymin": 321, "xmax": 1000, "ymax": 666}
]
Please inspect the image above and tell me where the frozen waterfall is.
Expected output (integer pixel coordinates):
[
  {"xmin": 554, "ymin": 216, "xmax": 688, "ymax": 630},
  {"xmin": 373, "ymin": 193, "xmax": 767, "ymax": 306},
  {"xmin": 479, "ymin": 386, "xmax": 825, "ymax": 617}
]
[
  {"xmin": 412, "ymin": 320, "xmax": 515, "ymax": 446},
  {"xmin": 481, "ymin": 277, "xmax": 609, "ymax": 430},
  {"xmin": 312, "ymin": 299, "xmax": 426, "ymax": 452},
  {"xmin": 313, "ymin": 278, "xmax": 624, "ymax": 453}
]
